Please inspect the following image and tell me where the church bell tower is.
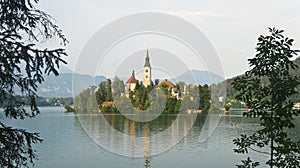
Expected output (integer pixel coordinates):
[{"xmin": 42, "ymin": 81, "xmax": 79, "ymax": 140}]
[{"xmin": 143, "ymin": 49, "xmax": 151, "ymax": 87}]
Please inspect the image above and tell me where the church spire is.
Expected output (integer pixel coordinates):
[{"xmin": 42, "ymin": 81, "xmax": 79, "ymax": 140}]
[
  {"xmin": 144, "ymin": 49, "xmax": 150, "ymax": 67},
  {"xmin": 143, "ymin": 49, "xmax": 152, "ymax": 87}
]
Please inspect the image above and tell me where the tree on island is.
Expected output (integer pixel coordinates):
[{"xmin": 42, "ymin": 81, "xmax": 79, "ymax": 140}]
[
  {"xmin": 0, "ymin": 0, "xmax": 67, "ymax": 167},
  {"xmin": 198, "ymin": 84, "xmax": 211, "ymax": 112},
  {"xmin": 64, "ymin": 104, "xmax": 75, "ymax": 112},
  {"xmin": 74, "ymin": 86, "xmax": 99, "ymax": 113},
  {"xmin": 94, "ymin": 79, "xmax": 117, "ymax": 113},
  {"xmin": 129, "ymin": 81, "xmax": 151, "ymax": 111},
  {"xmin": 85, "ymin": 78, "xmax": 211, "ymax": 114},
  {"xmin": 232, "ymin": 28, "xmax": 300, "ymax": 167},
  {"xmin": 112, "ymin": 77, "xmax": 125, "ymax": 98}
]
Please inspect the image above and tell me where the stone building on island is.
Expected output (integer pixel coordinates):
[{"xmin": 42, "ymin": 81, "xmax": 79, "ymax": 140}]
[
  {"xmin": 125, "ymin": 49, "xmax": 179, "ymax": 98},
  {"xmin": 157, "ymin": 79, "xmax": 179, "ymax": 99},
  {"xmin": 126, "ymin": 70, "xmax": 137, "ymax": 92},
  {"xmin": 126, "ymin": 49, "xmax": 152, "ymax": 94},
  {"xmin": 143, "ymin": 49, "xmax": 152, "ymax": 88}
]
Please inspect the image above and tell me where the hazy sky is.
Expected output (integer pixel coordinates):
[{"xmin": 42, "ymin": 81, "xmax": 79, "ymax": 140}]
[{"xmin": 38, "ymin": 0, "xmax": 300, "ymax": 79}]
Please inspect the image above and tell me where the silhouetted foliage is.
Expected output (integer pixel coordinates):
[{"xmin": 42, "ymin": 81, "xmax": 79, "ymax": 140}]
[
  {"xmin": 232, "ymin": 28, "xmax": 300, "ymax": 167},
  {"xmin": 0, "ymin": 0, "xmax": 67, "ymax": 167}
]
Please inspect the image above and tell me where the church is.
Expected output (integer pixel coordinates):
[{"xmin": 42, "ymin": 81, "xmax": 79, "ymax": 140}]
[
  {"xmin": 125, "ymin": 49, "xmax": 179, "ymax": 99},
  {"xmin": 126, "ymin": 49, "xmax": 152, "ymax": 92}
]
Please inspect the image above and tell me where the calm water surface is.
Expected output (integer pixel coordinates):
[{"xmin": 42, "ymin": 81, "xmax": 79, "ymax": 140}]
[{"xmin": 2, "ymin": 107, "xmax": 299, "ymax": 168}]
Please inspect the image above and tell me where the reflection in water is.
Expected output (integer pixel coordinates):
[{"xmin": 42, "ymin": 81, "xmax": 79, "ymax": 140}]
[
  {"xmin": 125, "ymin": 119, "xmax": 151, "ymax": 167},
  {"xmin": 143, "ymin": 124, "xmax": 151, "ymax": 168},
  {"xmin": 128, "ymin": 120, "xmax": 136, "ymax": 158},
  {"xmin": 78, "ymin": 113, "xmax": 204, "ymax": 157},
  {"xmin": 123, "ymin": 115, "xmax": 205, "ymax": 168},
  {"xmin": 5, "ymin": 107, "xmax": 299, "ymax": 168},
  {"xmin": 73, "ymin": 112, "xmax": 299, "ymax": 168},
  {"xmin": 114, "ymin": 114, "xmax": 180, "ymax": 168}
]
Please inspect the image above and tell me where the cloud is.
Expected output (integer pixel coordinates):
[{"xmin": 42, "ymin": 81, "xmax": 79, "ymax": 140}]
[{"xmin": 167, "ymin": 10, "xmax": 224, "ymax": 22}]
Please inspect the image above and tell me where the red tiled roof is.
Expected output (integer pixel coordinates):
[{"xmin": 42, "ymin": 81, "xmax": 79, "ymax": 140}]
[
  {"xmin": 126, "ymin": 75, "xmax": 137, "ymax": 84},
  {"xmin": 101, "ymin": 101, "xmax": 115, "ymax": 106},
  {"xmin": 126, "ymin": 71, "xmax": 137, "ymax": 84},
  {"xmin": 157, "ymin": 79, "xmax": 175, "ymax": 88}
]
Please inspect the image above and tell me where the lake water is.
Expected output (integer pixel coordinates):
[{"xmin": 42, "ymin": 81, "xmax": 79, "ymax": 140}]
[{"xmin": 2, "ymin": 107, "xmax": 299, "ymax": 168}]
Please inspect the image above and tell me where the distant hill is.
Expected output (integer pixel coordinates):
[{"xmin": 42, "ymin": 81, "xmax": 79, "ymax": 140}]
[
  {"xmin": 171, "ymin": 70, "xmax": 225, "ymax": 85},
  {"xmin": 57, "ymin": 64, "xmax": 73, "ymax": 73},
  {"xmin": 37, "ymin": 73, "xmax": 106, "ymax": 98},
  {"xmin": 289, "ymin": 56, "xmax": 300, "ymax": 102},
  {"xmin": 37, "ymin": 69, "xmax": 224, "ymax": 98},
  {"xmin": 36, "ymin": 57, "xmax": 300, "ymax": 99},
  {"xmin": 291, "ymin": 56, "xmax": 300, "ymax": 77},
  {"xmin": 224, "ymin": 56, "xmax": 300, "ymax": 102},
  {"xmin": 72, "ymin": 73, "xmax": 107, "ymax": 96}
]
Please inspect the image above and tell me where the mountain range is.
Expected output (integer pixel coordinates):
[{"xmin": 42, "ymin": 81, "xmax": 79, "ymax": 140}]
[
  {"xmin": 224, "ymin": 56, "xmax": 300, "ymax": 102},
  {"xmin": 38, "ymin": 56, "xmax": 300, "ymax": 99},
  {"xmin": 171, "ymin": 70, "xmax": 224, "ymax": 86},
  {"xmin": 37, "ymin": 66, "xmax": 224, "ymax": 98},
  {"xmin": 37, "ymin": 73, "xmax": 106, "ymax": 98}
]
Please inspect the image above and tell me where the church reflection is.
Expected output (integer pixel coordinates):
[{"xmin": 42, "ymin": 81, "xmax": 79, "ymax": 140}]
[
  {"xmin": 76, "ymin": 113, "xmax": 201, "ymax": 168},
  {"xmin": 143, "ymin": 124, "xmax": 151, "ymax": 168},
  {"xmin": 126, "ymin": 119, "xmax": 151, "ymax": 168}
]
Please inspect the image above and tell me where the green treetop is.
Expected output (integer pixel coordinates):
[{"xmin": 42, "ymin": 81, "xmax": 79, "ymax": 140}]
[{"xmin": 232, "ymin": 28, "xmax": 300, "ymax": 168}]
